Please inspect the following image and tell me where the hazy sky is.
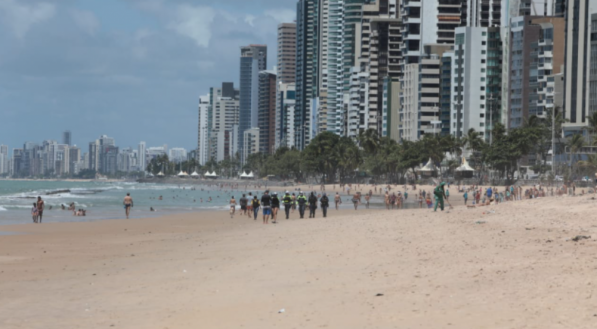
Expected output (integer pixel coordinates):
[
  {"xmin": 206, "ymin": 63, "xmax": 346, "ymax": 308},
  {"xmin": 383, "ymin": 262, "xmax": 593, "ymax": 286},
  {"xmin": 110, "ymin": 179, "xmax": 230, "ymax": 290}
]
[{"xmin": 0, "ymin": 0, "xmax": 295, "ymax": 152}]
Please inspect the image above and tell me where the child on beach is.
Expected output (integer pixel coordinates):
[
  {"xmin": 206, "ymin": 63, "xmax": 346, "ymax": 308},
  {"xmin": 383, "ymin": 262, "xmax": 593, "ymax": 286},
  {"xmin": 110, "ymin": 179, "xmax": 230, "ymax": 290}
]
[{"xmin": 31, "ymin": 203, "xmax": 38, "ymax": 223}]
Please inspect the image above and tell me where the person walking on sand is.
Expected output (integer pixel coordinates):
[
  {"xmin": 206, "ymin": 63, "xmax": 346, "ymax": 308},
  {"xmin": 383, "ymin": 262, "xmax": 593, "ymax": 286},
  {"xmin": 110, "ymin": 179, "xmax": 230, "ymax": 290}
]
[
  {"xmin": 364, "ymin": 193, "xmax": 370, "ymax": 209},
  {"xmin": 247, "ymin": 192, "xmax": 253, "ymax": 218},
  {"xmin": 385, "ymin": 192, "xmax": 390, "ymax": 210},
  {"xmin": 251, "ymin": 196, "xmax": 260, "ymax": 220},
  {"xmin": 31, "ymin": 202, "xmax": 39, "ymax": 223},
  {"xmin": 463, "ymin": 190, "xmax": 468, "ymax": 205},
  {"xmin": 123, "ymin": 193, "xmax": 134, "ymax": 219},
  {"xmin": 320, "ymin": 193, "xmax": 330, "ymax": 218},
  {"xmin": 261, "ymin": 190, "xmax": 272, "ymax": 224},
  {"xmin": 352, "ymin": 192, "xmax": 361, "ymax": 210},
  {"xmin": 271, "ymin": 192, "xmax": 280, "ymax": 223},
  {"xmin": 229, "ymin": 196, "xmax": 236, "ymax": 218},
  {"xmin": 283, "ymin": 191, "xmax": 293, "ymax": 219},
  {"xmin": 433, "ymin": 182, "xmax": 447, "ymax": 212},
  {"xmin": 334, "ymin": 192, "xmax": 341, "ymax": 210},
  {"xmin": 308, "ymin": 192, "xmax": 318, "ymax": 218},
  {"xmin": 36, "ymin": 196, "xmax": 45, "ymax": 223},
  {"xmin": 239, "ymin": 194, "xmax": 248, "ymax": 216},
  {"xmin": 297, "ymin": 192, "xmax": 308, "ymax": 218}
]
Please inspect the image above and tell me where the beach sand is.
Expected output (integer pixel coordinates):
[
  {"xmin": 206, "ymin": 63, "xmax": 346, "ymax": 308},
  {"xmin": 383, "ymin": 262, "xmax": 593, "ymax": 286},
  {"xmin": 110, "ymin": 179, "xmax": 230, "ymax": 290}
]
[{"xmin": 2, "ymin": 195, "xmax": 597, "ymax": 328}]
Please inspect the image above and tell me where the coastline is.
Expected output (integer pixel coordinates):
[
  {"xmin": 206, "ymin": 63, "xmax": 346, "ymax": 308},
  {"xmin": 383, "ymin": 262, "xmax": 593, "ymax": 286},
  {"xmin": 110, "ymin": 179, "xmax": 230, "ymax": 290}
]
[{"xmin": 3, "ymin": 195, "xmax": 597, "ymax": 328}]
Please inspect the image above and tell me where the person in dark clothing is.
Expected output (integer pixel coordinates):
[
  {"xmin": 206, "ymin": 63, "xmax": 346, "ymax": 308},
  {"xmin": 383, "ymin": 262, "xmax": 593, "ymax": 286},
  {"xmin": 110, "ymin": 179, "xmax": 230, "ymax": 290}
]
[
  {"xmin": 261, "ymin": 190, "xmax": 272, "ymax": 224},
  {"xmin": 320, "ymin": 193, "xmax": 330, "ymax": 218},
  {"xmin": 282, "ymin": 191, "xmax": 293, "ymax": 219},
  {"xmin": 251, "ymin": 196, "xmax": 260, "ymax": 220},
  {"xmin": 308, "ymin": 192, "xmax": 318, "ymax": 218},
  {"xmin": 271, "ymin": 192, "xmax": 280, "ymax": 223},
  {"xmin": 296, "ymin": 192, "xmax": 307, "ymax": 218},
  {"xmin": 239, "ymin": 194, "xmax": 248, "ymax": 216}
]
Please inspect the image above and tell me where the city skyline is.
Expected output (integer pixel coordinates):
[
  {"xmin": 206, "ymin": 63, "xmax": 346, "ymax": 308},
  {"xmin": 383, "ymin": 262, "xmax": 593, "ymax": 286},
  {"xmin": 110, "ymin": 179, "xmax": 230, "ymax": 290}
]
[{"xmin": 0, "ymin": 0, "xmax": 297, "ymax": 150}]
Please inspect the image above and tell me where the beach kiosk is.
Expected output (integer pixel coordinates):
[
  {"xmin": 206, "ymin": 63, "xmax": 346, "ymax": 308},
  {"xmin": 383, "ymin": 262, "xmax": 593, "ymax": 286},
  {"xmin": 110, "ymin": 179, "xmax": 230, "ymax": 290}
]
[
  {"xmin": 416, "ymin": 158, "xmax": 438, "ymax": 178},
  {"xmin": 455, "ymin": 157, "xmax": 475, "ymax": 179}
]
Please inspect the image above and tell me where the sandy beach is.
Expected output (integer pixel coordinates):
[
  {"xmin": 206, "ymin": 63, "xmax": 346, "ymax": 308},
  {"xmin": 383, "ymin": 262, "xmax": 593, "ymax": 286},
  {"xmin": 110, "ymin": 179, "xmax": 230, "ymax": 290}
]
[{"xmin": 2, "ymin": 193, "xmax": 597, "ymax": 328}]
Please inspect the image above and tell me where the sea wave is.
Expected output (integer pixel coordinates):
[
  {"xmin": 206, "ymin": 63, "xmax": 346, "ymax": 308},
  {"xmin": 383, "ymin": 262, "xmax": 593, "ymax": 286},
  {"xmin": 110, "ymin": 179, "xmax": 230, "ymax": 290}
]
[{"xmin": 0, "ymin": 206, "xmax": 6, "ymax": 211}]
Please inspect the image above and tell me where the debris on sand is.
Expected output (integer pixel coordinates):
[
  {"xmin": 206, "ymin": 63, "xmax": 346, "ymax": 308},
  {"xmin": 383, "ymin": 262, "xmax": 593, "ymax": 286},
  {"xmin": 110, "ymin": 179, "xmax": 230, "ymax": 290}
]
[{"xmin": 571, "ymin": 235, "xmax": 591, "ymax": 242}]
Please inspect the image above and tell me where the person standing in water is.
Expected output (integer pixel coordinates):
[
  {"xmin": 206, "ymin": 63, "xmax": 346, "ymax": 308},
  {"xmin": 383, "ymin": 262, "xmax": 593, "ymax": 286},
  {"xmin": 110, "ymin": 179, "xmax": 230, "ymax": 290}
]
[
  {"xmin": 31, "ymin": 202, "xmax": 39, "ymax": 223},
  {"xmin": 334, "ymin": 192, "xmax": 341, "ymax": 210},
  {"xmin": 123, "ymin": 193, "xmax": 134, "ymax": 219},
  {"xmin": 37, "ymin": 196, "xmax": 45, "ymax": 223},
  {"xmin": 352, "ymin": 192, "xmax": 361, "ymax": 210}
]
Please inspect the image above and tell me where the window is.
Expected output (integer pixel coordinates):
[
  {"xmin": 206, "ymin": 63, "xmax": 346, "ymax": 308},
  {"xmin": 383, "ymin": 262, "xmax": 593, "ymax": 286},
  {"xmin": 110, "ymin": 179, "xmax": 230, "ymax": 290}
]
[
  {"xmin": 482, "ymin": 32, "xmax": 487, "ymax": 36},
  {"xmin": 481, "ymin": 59, "xmax": 486, "ymax": 64},
  {"xmin": 481, "ymin": 69, "xmax": 486, "ymax": 73},
  {"xmin": 480, "ymin": 87, "xmax": 485, "ymax": 91},
  {"xmin": 482, "ymin": 41, "xmax": 486, "ymax": 46},
  {"xmin": 480, "ymin": 96, "xmax": 485, "ymax": 100},
  {"xmin": 480, "ymin": 113, "xmax": 485, "ymax": 118},
  {"xmin": 480, "ymin": 123, "xmax": 485, "ymax": 127},
  {"xmin": 481, "ymin": 77, "xmax": 486, "ymax": 82},
  {"xmin": 482, "ymin": 50, "xmax": 486, "ymax": 55},
  {"xmin": 455, "ymin": 34, "xmax": 464, "ymax": 45}
]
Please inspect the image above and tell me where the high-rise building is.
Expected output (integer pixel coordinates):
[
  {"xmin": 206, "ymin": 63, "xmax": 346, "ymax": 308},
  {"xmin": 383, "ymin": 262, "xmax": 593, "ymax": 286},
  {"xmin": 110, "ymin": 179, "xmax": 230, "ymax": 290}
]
[
  {"xmin": 197, "ymin": 95, "xmax": 210, "ymax": 165},
  {"xmin": 209, "ymin": 83, "xmax": 240, "ymax": 162},
  {"xmin": 400, "ymin": 51, "xmax": 443, "ymax": 141},
  {"xmin": 508, "ymin": 16, "xmax": 565, "ymax": 128},
  {"xmin": 258, "ymin": 70, "xmax": 277, "ymax": 154},
  {"xmin": 464, "ymin": 0, "xmax": 502, "ymax": 27},
  {"xmin": 563, "ymin": 0, "xmax": 597, "ymax": 132},
  {"xmin": 325, "ymin": 0, "xmax": 344, "ymax": 135},
  {"xmin": 68, "ymin": 146, "xmax": 81, "ymax": 175},
  {"xmin": 239, "ymin": 45, "xmax": 267, "ymax": 158},
  {"xmin": 296, "ymin": 0, "xmax": 320, "ymax": 149},
  {"xmin": 277, "ymin": 23, "xmax": 297, "ymax": 85},
  {"xmin": 276, "ymin": 83, "xmax": 296, "ymax": 149},
  {"xmin": 138, "ymin": 141, "xmax": 146, "ymax": 172},
  {"xmin": 275, "ymin": 23, "xmax": 297, "ymax": 152},
  {"xmin": 62, "ymin": 130, "xmax": 72, "ymax": 146},
  {"xmin": 451, "ymin": 26, "xmax": 503, "ymax": 141}
]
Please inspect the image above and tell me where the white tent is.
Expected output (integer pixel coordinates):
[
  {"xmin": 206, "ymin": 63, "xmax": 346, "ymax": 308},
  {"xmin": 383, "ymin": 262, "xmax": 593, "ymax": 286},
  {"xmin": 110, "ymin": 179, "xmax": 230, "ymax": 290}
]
[
  {"xmin": 147, "ymin": 173, "xmax": 154, "ymax": 178},
  {"xmin": 205, "ymin": 171, "xmax": 218, "ymax": 179},
  {"xmin": 190, "ymin": 171, "xmax": 200, "ymax": 178},
  {"xmin": 157, "ymin": 171, "xmax": 165, "ymax": 177},
  {"xmin": 455, "ymin": 157, "xmax": 475, "ymax": 178},
  {"xmin": 247, "ymin": 171, "xmax": 255, "ymax": 178},
  {"xmin": 240, "ymin": 171, "xmax": 255, "ymax": 180},
  {"xmin": 456, "ymin": 157, "xmax": 475, "ymax": 172},
  {"xmin": 177, "ymin": 171, "xmax": 188, "ymax": 178}
]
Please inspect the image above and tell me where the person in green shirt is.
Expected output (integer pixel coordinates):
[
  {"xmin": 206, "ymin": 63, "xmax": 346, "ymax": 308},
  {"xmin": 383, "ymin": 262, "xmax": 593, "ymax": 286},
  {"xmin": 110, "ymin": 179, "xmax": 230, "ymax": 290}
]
[{"xmin": 434, "ymin": 182, "xmax": 447, "ymax": 212}]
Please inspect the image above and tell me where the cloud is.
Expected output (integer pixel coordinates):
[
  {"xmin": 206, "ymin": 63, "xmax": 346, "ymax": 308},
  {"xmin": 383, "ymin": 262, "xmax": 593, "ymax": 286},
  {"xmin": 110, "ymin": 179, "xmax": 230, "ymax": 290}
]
[
  {"xmin": 0, "ymin": 0, "xmax": 55, "ymax": 38},
  {"xmin": 264, "ymin": 9, "xmax": 295, "ymax": 23},
  {"xmin": 70, "ymin": 9, "xmax": 100, "ymax": 35},
  {"xmin": 244, "ymin": 14, "xmax": 256, "ymax": 27},
  {"xmin": 168, "ymin": 4, "xmax": 215, "ymax": 47}
]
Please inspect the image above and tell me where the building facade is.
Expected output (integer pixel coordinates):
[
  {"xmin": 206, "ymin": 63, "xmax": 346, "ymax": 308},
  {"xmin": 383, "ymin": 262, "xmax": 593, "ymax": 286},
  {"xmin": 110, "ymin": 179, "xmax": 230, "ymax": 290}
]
[
  {"xmin": 258, "ymin": 70, "xmax": 277, "ymax": 154},
  {"xmin": 239, "ymin": 45, "xmax": 267, "ymax": 157}
]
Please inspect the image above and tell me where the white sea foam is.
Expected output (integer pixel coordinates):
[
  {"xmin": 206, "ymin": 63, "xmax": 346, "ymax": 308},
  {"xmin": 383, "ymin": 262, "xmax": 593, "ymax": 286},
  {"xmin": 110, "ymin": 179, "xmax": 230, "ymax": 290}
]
[{"xmin": 0, "ymin": 206, "xmax": 6, "ymax": 211}]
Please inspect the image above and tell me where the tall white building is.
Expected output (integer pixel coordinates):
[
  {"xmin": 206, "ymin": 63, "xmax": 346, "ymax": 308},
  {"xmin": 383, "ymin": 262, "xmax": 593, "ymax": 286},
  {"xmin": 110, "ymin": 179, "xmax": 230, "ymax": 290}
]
[
  {"xmin": 197, "ymin": 94, "xmax": 210, "ymax": 165},
  {"xmin": 276, "ymin": 83, "xmax": 296, "ymax": 149},
  {"xmin": 138, "ymin": 141, "xmax": 146, "ymax": 172},
  {"xmin": 451, "ymin": 26, "xmax": 503, "ymax": 141}
]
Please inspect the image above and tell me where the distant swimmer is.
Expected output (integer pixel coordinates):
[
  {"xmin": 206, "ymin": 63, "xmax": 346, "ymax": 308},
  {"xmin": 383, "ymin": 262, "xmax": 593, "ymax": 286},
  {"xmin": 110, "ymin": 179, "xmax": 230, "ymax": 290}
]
[
  {"xmin": 150, "ymin": 207, "xmax": 155, "ymax": 212},
  {"xmin": 123, "ymin": 193, "xmax": 134, "ymax": 219}
]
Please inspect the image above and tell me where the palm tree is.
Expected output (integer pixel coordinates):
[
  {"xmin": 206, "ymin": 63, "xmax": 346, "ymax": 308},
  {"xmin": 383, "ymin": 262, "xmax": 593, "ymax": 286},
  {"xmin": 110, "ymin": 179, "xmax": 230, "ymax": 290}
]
[
  {"xmin": 567, "ymin": 134, "xmax": 586, "ymax": 175},
  {"xmin": 357, "ymin": 129, "xmax": 380, "ymax": 155}
]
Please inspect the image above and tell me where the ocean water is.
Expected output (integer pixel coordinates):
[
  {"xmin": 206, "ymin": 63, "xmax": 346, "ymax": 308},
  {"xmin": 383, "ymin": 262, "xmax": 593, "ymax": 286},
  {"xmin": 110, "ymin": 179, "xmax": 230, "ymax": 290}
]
[{"xmin": 0, "ymin": 180, "xmax": 253, "ymax": 225}]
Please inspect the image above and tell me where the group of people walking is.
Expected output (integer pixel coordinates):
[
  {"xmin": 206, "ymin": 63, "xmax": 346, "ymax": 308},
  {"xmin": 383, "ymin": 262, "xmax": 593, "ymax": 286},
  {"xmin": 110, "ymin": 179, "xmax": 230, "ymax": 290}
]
[{"xmin": 229, "ymin": 190, "xmax": 331, "ymax": 224}]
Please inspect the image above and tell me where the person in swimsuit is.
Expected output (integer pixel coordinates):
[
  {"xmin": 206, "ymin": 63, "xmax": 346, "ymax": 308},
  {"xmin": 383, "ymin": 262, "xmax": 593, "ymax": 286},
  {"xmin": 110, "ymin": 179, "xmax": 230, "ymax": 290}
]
[
  {"xmin": 123, "ymin": 193, "xmax": 133, "ymax": 219},
  {"xmin": 37, "ymin": 197, "xmax": 45, "ymax": 223},
  {"xmin": 352, "ymin": 192, "xmax": 361, "ymax": 210},
  {"xmin": 247, "ymin": 192, "xmax": 253, "ymax": 218},
  {"xmin": 334, "ymin": 192, "xmax": 341, "ymax": 210},
  {"xmin": 229, "ymin": 196, "xmax": 236, "ymax": 218},
  {"xmin": 31, "ymin": 203, "xmax": 39, "ymax": 223}
]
